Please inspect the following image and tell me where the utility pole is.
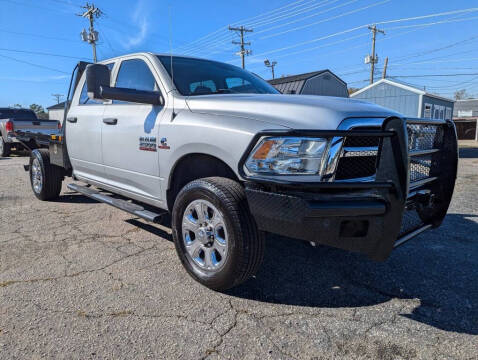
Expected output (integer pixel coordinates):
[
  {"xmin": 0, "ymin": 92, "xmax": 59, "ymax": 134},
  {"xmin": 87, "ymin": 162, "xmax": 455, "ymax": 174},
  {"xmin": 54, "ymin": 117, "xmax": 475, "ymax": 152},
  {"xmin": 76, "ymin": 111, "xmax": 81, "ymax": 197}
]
[
  {"xmin": 382, "ymin": 57, "xmax": 389, "ymax": 79},
  {"xmin": 52, "ymin": 94, "xmax": 63, "ymax": 104},
  {"xmin": 264, "ymin": 59, "xmax": 277, "ymax": 79},
  {"xmin": 365, "ymin": 25, "xmax": 385, "ymax": 84},
  {"xmin": 78, "ymin": 3, "xmax": 102, "ymax": 63},
  {"xmin": 229, "ymin": 26, "xmax": 253, "ymax": 69}
]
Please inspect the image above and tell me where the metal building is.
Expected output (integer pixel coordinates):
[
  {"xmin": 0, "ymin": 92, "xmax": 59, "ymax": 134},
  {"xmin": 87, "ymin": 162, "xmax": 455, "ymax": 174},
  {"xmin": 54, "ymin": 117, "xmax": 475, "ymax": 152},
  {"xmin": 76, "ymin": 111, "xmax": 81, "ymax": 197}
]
[
  {"xmin": 268, "ymin": 70, "xmax": 348, "ymax": 97},
  {"xmin": 351, "ymin": 79, "xmax": 454, "ymax": 120},
  {"xmin": 453, "ymin": 99, "xmax": 478, "ymax": 140}
]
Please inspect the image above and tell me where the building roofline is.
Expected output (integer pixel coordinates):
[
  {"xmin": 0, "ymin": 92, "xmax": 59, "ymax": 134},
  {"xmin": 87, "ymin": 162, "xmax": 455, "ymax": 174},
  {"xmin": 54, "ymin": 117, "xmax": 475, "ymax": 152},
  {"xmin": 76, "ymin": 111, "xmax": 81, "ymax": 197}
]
[
  {"xmin": 268, "ymin": 70, "xmax": 329, "ymax": 85},
  {"xmin": 350, "ymin": 78, "xmax": 454, "ymax": 102}
]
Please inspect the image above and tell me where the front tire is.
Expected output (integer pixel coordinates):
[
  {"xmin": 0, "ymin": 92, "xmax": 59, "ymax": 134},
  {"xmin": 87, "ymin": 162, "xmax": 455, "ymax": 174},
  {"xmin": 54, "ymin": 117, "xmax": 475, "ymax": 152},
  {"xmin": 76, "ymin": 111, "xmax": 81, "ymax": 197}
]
[
  {"xmin": 29, "ymin": 149, "xmax": 63, "ymax": 201},
  {"xmin": 172, "ymin": 177, "xmax": 265, "ymax": 291},
  {"xmin": 0, "ymin": 137, "xmax": 10, "ymax": 157}
]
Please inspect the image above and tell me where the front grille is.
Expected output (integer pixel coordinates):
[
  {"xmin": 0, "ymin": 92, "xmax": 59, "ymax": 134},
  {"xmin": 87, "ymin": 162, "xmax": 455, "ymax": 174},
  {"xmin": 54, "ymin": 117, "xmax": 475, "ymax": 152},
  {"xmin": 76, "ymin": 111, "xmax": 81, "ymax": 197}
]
[
  {"xmin": 410, "ymin": 155, "xmax": 432, "ymax": 182},
  {"xmin": 335, "ymin": 156, "xmax": 377, "ymax": 180},
  {"xmin": 343, "ymin": 135, "xmax": 380, "ymax": 148},
  {"xmin": 408, "ymin": 124, "xmax": 443, "ymax": 187},
  {"xmin": 407, "ymin": 124, "xmax": 444, "ymax": 151},
  {"xmin": 335, "ymin": 129, "xmax": 380, "ymax": 180}
]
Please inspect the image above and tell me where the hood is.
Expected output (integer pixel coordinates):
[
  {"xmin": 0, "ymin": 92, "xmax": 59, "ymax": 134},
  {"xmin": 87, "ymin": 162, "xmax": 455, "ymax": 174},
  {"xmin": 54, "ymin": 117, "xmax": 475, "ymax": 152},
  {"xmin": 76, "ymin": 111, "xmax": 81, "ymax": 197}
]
[{"xmin": 186, "ymin": 94, "xmax": 401, "ymax": 130}]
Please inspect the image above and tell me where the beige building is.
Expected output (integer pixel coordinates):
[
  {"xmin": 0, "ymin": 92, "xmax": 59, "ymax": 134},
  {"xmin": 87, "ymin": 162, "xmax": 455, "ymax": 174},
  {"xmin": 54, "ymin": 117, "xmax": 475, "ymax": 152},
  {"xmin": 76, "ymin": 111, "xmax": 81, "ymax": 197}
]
[{"xmin": 47, "ymin": 102, "xmax": 66, "ymax": 121}]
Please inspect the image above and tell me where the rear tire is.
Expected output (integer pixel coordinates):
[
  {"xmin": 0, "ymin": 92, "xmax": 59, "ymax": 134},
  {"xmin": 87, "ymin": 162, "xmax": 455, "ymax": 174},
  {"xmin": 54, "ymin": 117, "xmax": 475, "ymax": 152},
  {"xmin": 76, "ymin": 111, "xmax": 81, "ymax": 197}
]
[
  {"xmin": 172, "ymin": 177, "xmax": 265, "ymax": 291},
  {"xmin": 0, "ymin": 137, "xmax": 10, "ymax": 157},
  {"xmin": 29, "ymin": 149, "xmax": 63, "ymax": 201}
]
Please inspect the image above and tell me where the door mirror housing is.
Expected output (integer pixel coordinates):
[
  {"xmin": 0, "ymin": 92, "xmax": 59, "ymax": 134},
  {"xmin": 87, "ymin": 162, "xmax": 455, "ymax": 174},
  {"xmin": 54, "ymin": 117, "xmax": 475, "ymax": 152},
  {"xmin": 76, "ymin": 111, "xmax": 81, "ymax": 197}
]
[
  {"xmin": 85, "ymin": 63, "xmax": 164, "ymax": 106},
  {"xmin": 86, "ymin": 63, "xmax": 110, "ymax": 100}
]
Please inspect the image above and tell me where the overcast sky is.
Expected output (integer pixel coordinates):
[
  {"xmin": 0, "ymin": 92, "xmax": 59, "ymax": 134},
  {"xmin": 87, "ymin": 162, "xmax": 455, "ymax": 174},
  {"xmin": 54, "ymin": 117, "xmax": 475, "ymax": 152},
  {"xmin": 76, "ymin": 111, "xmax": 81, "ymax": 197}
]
[{"xmin": 1, "ymin": 0, "xmax": 477, "ymax": 108}]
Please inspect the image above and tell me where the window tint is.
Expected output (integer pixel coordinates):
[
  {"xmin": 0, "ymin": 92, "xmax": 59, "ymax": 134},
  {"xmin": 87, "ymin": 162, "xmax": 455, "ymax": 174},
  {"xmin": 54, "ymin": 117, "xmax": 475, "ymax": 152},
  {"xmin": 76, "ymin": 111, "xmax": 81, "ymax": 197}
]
[
  {"xmin": 79, "ymin": 63, "xmax": 114, "ymax": 105},
  {"xmin": 0, "ymin": 109, "xmax": 36, "ymax": 120},
  {"xmin": 226, "ymin": 77, "xmax": 252, "ymax": 91},
  {"xmin": 190, "ymin": 80, "xmax": 216, "ymax": 94},
  {"xmin": 158, "ymin": 56, "xmax": 279, "ymax": 96},
  {"xmin": 115, "ymin": 59, "xmax": 157, "ymax": 91}
]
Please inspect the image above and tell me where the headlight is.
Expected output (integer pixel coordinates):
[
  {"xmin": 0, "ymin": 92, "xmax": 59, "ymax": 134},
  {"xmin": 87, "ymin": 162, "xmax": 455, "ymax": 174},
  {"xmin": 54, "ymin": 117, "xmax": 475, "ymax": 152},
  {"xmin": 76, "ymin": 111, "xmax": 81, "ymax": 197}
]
[{"xmin": 245, "ymin": 137, "xmax": 328, "ymax": 176}]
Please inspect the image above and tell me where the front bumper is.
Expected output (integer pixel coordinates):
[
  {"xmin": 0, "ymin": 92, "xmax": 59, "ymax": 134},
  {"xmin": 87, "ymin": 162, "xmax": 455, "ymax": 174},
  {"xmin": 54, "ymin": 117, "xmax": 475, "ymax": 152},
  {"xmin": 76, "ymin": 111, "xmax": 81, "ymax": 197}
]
[{"xmin": 243, "ymin": 117, "xmax": 458, "ymax": 261}]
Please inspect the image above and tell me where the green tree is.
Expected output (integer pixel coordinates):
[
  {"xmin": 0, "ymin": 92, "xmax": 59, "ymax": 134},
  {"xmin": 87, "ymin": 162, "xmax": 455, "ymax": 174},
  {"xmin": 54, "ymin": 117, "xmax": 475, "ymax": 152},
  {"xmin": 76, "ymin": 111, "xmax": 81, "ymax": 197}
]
[{"xmin": 29, "ymin": 104, "xmax": 48, "ymax": 119}]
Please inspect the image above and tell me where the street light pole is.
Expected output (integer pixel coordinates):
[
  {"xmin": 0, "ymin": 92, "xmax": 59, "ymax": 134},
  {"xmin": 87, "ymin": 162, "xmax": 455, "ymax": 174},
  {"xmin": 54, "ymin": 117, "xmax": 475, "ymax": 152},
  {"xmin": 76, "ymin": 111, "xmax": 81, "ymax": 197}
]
[{"xmin": 264, "ymin": 59, "xmax": 277, "ymax": 79}]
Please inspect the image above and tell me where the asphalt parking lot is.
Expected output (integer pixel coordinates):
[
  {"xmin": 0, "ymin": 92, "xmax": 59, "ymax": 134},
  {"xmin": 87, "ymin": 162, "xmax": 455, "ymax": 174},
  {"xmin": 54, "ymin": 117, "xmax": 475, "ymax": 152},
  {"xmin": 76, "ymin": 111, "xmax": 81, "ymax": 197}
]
[{"xmin": 1, "ymin": 148, "xmax": 477, "ymax": 359}]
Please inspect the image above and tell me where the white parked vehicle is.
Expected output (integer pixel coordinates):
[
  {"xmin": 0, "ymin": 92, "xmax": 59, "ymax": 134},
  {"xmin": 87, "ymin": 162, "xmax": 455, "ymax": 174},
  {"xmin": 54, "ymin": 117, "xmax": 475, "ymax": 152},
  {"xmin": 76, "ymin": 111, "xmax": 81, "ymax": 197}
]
[{"xmin": 19, "ymin": 53, "xmax": 458, "ymax": 290}]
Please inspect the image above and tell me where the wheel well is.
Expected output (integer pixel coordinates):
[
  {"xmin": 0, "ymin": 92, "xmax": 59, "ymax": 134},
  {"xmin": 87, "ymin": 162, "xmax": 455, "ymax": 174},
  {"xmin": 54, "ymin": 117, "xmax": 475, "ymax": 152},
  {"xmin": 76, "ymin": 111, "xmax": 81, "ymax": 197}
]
[{"xmin": 167, "ymin": 154, "xmax": 240, "ymax": 210}]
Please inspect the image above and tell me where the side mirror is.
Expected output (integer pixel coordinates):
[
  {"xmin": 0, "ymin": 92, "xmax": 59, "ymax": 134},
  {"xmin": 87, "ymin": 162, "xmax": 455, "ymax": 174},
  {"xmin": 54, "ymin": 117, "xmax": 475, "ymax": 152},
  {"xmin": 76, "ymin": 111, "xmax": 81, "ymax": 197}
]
[
  {"xmin": 85, "ymin": 63, "xmax": 110, "ymax": 100},
  {"xmin": 85, "ymin": 63, "xmax": 163, "ymax": 106}
]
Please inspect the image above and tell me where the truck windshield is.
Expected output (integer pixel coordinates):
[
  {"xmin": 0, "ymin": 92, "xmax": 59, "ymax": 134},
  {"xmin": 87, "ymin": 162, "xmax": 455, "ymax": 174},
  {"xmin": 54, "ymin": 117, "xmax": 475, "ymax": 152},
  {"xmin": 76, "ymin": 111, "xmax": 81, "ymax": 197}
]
[
  {"xmin": 0, "ymin": 109, "xmax": 37, "ymax": 120},
  {"xmin": 157, "ymin": 56, "xmax": 279, "ymax": 96}
]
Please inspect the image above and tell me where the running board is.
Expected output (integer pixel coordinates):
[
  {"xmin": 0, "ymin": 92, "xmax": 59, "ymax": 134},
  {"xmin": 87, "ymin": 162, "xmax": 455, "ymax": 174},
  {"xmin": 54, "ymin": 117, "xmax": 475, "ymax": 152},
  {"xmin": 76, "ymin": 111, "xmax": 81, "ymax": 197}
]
[
  {"xmin": 394, "ymin": 224, "xmax": 433, "ymax": 248},
  {"xmin": 67, "ymin": 183, "xmax": 165, "ymax": 223}
]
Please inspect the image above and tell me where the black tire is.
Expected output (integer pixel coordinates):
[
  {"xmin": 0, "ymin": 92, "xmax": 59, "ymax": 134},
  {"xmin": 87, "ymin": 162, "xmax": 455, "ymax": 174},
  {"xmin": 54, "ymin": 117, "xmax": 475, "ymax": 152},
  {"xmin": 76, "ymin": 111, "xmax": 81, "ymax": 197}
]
[
  {"xmin": 172, "ymin": 177, "xmax": 265, "ymax": 291},
  {"xmin": 29, "ymin": 149, "xmax": 63, "ymax": 201},
  {"xmin": 0, "ymin": 137, "xmax": 10, "ymax": 157}
]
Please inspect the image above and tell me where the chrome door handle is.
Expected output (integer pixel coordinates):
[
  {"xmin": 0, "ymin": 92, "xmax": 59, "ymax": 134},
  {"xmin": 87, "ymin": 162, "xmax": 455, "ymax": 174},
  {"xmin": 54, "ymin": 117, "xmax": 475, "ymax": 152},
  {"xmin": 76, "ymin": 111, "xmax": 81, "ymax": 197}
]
[
  {"xmin": 103, "ymin": 118, "xmax": 118, "ymax": 125},
  {"xmin": 66, "ymin": 117, "xmax": 77, "ymax": 123}
]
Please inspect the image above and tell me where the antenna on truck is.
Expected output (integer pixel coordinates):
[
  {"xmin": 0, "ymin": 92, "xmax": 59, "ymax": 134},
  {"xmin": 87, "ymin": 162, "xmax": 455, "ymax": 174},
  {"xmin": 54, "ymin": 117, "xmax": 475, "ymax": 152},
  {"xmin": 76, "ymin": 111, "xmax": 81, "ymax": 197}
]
[{"xmin": 169, "ymin": 6, "xmax": 176, "ymax": 120}]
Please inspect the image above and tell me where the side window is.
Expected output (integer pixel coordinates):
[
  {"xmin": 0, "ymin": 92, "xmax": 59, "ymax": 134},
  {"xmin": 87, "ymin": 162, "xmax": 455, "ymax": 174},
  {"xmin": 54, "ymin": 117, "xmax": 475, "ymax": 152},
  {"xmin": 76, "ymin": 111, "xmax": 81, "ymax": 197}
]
[
  {"xmin": 79, "ymin": 63, "xmax": 114, "ymax": 105},
  {"xmin": 113, "ymin": 59, "xmax": 158, "ymax": 104},
  {"xmin": 424, "ymin": 103, "xmax": 432, "ymax": 119},
  {"xmin": 115, "ymin": 59, "xmax": 157, "ymax": 91}
]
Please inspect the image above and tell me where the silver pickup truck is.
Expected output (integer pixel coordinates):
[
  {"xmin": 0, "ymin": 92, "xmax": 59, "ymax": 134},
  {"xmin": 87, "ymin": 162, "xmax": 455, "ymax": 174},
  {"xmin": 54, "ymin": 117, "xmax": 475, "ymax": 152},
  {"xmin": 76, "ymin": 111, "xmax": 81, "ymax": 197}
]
[
  {"xmin": 21, "ymin": 53, "xmax": 458, "ymax": 291},
  {"xmin": 0, "ymin": 108, "xmax": 60, "ymax": 156}
]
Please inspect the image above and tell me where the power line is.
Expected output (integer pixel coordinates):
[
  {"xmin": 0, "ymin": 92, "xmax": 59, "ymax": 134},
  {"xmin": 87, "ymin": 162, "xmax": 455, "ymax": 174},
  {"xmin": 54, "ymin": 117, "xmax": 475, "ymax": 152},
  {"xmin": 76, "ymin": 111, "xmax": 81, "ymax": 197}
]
[
  {"xmin": 0, "ymin": 53, "xmax": 70, "ymax": 74},
  {"xmin": 375, "ymin": 7, "xmax": 478, "ymax": 26},
  {"xmin": 184, "ymin": 0, "xmax": 363, "ymax": 57},
  {"xmin": 391, "ymin": 72, "xmax": 478, "ymax": 78},
  {"xmin": 244, "ymin": 7, "xmax": 478, "ymax": 62},
  {"xmin": 259, "ymin": 0, "xmax": 390, "ymax": 40},
  {"xmin": 52, "ymin": 94, "xmax": 64, "ymax": 104},
  {"xmin": 175, "ymin": 0, "xmax": 315, "ymax": 53},
  {"xmin": 0, "ymin": 47, "xmax": 91, "ymax": 60},
  {"xmin": 0, "ymin": 28, "xmax": 74, "ymax": 42},
  {"xmin": 180, "ymin": 0, "xmax": 335, "ymax": 56},
  {"xmin": 244, "ymin": 0, "xmax": 335, "ymax": 28},
  {"xmin": 254, "ymin": 0, "xmax": 360, "ymax": 36}
]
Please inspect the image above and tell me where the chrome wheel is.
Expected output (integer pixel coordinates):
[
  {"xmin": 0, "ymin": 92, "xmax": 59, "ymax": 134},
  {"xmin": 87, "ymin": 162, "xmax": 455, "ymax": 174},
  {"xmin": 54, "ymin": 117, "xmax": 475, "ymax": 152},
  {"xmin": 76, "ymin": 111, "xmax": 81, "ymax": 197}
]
[
  {"xmin": 0, "ymin": 139, "xmax": 4, "ymax": 155},
  {"xmin": 31, "ymin": 158, "xmax": 43, "ymax": 194},
  {"xmin": 182, "ymin": 199, "xmax": 228, "ymax": 271}
]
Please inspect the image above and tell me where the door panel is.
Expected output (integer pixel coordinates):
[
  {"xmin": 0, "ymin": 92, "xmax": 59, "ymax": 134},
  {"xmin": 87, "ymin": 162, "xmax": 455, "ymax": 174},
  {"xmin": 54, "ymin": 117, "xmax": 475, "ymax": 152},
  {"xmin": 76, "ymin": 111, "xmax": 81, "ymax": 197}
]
[
  {"xmin": 66, "ymin": 86, "xmax": 105, "ymax": 182},
  {"xmin": 101, "ymin": 104, "xmax": 163, "ymax": 198},
  {"xmin": 101, "ymin": 57, "xmax": 164, "ymax": 200}
]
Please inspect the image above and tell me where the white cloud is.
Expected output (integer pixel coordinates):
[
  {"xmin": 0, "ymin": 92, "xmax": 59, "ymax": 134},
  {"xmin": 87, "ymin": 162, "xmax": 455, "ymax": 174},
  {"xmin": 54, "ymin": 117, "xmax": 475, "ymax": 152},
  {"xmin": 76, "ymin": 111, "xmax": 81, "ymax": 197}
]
[{"xmin": 124, "ymin": 0, "xmax": 150, "ymax": 49}]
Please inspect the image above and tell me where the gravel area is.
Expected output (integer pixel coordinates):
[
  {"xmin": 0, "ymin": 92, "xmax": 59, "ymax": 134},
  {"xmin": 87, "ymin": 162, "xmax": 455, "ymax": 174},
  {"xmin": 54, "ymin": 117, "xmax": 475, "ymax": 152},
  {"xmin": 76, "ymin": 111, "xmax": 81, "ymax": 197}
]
[{"xmin": 0, "ymin": 149, "xmax": 477, "ymax": 359}]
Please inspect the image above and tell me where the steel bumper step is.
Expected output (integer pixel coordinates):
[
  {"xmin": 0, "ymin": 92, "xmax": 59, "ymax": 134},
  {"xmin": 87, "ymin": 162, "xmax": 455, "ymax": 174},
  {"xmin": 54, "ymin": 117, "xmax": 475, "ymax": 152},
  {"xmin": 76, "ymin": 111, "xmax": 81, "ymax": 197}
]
[{"xmin": 67, "ymin": 183, "xmax": 164, "ymax": 223}]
